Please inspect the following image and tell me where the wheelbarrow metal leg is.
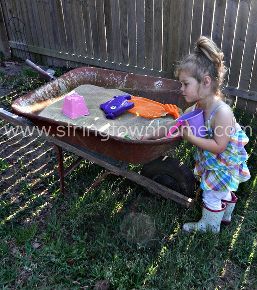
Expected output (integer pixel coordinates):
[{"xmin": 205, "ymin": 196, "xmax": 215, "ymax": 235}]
[{"xmin": 53, "ymin": 145, "xmax": 65, "ymax": 194}]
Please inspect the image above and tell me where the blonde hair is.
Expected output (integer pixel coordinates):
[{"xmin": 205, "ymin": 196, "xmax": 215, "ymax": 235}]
[{"xmin": 175, "ymin": 36, "xmax": 227, "ymax": 95}]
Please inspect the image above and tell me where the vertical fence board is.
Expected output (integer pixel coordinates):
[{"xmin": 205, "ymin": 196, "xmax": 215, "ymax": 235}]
[
  {"xmin": 249, "ymin": 49, "xmax": 257, "ymax": 91},
  {"xmin": 104, "ymin": 0, "xmax": 114, "ymax": 62},
  {"xmin": 153, "ymin": 0, "xmax": 162, "ymax": 70},
  {"xmin": 221, "ymin": 0, "xmax": 239, "ymax": 69},
  {"xmin": 62, "ymin": 0, "xmax": 76, "ymax": 57},
  {"xmin": 4, "ymin": 0, "xmax": 26, "ymax": 59},
  {"xmin": 96, "ymin": 0, "xmax": 107, "ymax": 60},
  {"xmin": 6, "ymin": 0, "xmax": 20, "ymax": 59},
  {"xmin": 52, "ymin": 0, "xmax": 68, "ymax": 54},
  {"xmin": 37, "ymin": 0, "xmax": 51, "ymax": 49},
  {"xmin": 127, "ymin": 0, "xmax": 136, "ymax": 66},
  {"xmin": 228, "ymin": 0, "xmax": 251, "ymax": 87},
  {"xmin": 38, "ymin": 0, "xmax": 54, "ymax": 65},
  {"xmin": 70, "ymin": 0, "xmax": 87, "ymax": 57},
  {"xmin": 42, "ymin": 1, "xmax": 58, "ymax": 52},
  {"xmin": 145, "ymin": 0, "xmax": 153, "ymax": 69},
  {"xmin": 211, "ymin": 0, "xmax": 227, "ymax": 47},
  {"xmin": 168, "ymin": 0, "xmax": 182, "ymax": 72},
  {"xmin": 88, "ymin": 0, "xmax": 100, "ymax": 59},
  {"xmin": 179, "ymin": 0, "xmax": 194, "ymax": 58},
  {"xmin": 239, "ymin": 1, "xmax": 257, "ymax": 89},
  {"xmin": 29, "ymin": 0, "xmax": 44, "ymax": 49},
  {"xmin": 190, "ymin": 0, "xmax": 204, "ymax": 51},
  {"xmin": 12, "ymin": 0, "xmax": 27, "ymax": 58},
  {"xmin": 119, "ymin": 0, "xmax": 128, "ymax": 64},
  {"xmin": 162, "ymin": 0, "xmax": 171, "ymax": 72},
  {"xmin": 18, "ymin": 0, "xmax": 33, "ymax": 48},
  {"xmin": 202, "ymin": 0, "xmax": 215, "ymax": 37},
  {"xmin": 39, "ymin": 0, "xmax": 55, "ymax": 65},
  {"xmin": 81, "ymin": 0, "xmax": 94, "ymax": 59},
  {"xmin": 0, "ymin": 0, "xmax": 10, "ymax": 57},
  {"xmin": 111, "ymin": 0, "xmax": 122, "ymax": 63},
  {"xmin": 23, "ymin": 0, "xmax": 43, "ymax": 62},
  {"xmin": 47, "ymin": 0, "xmax": 60, "ymax": 52},
  {"xmin": 0, "ymin": 1, "xmax": 13, "ymax": 41},
  {"xmin": 67, "ymin": 0, "xmax": 83, "ymax": 56},
  {"xmin": 25, "ymin": 0, "xmax": 39, "ymax": 50},
  {"xmin": 136, "ymin": 0, "xmax": 145, "ymax": 68},
  {"xmin": 44, "ymin": 0, "xmax": 67, "ymax": 66}
]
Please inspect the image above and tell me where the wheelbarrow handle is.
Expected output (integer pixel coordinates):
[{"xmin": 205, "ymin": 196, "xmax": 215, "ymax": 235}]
[
  {"xmin": 25, "ymin": 59, "xmax": 56, "ymax": 81},
  {"xmin": 0, "ymin": 107, "xmax": 33, "ymax": 127}
]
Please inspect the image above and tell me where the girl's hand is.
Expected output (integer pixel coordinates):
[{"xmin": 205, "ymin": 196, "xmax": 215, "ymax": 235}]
[{"xmin": 179, "ymin": 121, "xmax": 194, "ymax": 141}]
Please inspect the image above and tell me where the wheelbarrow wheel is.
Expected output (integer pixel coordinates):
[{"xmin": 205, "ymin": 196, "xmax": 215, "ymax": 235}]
[{"xmin": 141, "ymin": 156, "xmax": 197, "ymax": 198}]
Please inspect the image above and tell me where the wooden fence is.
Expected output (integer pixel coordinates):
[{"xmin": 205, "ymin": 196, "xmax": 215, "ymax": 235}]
[{"xmin": 1, "ymin": 0, "xmax": 257, "ymax": 97}]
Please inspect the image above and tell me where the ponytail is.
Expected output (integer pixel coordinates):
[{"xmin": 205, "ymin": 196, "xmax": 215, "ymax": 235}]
[{"xmin": 176, "ymin": 36, "xmax": 227, "ymax": 95}]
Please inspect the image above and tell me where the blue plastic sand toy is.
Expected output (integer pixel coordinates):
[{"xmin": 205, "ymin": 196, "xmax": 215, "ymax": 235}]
[{"xmin": 100, "ymin": 95, "xmax": 134, "ymax": 119}]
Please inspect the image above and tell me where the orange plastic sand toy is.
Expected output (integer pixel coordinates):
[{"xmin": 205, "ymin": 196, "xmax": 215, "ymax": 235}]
[{"xmin": 128, "ymin": 96, "xmax": 180, "ymax": 119}]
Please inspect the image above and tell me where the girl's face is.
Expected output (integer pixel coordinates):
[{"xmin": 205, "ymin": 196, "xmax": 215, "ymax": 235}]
[{"xmin": 179, "ymin": 71, "xmax": 203, "ymax": 103}]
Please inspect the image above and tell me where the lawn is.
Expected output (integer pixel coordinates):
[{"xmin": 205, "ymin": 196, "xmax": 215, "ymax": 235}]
[{"xmin": 0, "ymin": 62, "xmax": 256, "ymax": 289}]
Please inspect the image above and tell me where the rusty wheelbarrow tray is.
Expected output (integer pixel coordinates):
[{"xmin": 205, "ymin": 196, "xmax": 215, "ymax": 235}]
[{"xmin": 1, "ymin": 67, "xmax": 195, "ymax": 207}]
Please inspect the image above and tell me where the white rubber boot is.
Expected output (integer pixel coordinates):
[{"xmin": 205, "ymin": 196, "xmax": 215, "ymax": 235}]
[
  {"xmin": 183, "ymin": 203, "xmax": 226, "ymax": 233},
  {"xmin": 221, "ymin": 192, "xmax": 238, "ymax": 225}
]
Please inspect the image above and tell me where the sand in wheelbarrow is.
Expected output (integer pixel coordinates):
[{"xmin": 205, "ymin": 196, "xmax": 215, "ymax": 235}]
[{"xmin": 38, "ymin": 84, "xmax": 178, "ymax": 140}]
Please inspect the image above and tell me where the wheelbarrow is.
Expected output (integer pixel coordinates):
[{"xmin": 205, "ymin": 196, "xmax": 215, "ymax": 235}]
[{"xmin": 0, "ymin": 66, "xmax": 196, "ymax": 207}]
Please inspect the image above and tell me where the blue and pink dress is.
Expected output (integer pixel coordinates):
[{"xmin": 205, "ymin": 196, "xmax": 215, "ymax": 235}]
[{"xmin": 194, "ymin": 105, "xmax": 251, "ymax": 192}]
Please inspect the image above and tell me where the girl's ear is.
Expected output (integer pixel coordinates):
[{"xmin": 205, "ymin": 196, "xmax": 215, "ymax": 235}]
[{"xmin": 202, "ymin": 75, "xmax": 212, "ymax": 87}]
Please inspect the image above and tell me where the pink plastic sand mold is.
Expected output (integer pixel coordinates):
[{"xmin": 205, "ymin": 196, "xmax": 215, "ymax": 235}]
[{"xmin": 62, "ymin": 93, "xmax": 90, "ymax": 119}]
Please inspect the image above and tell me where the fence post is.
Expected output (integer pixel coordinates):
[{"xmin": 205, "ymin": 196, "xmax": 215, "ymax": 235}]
[{"xmin": 0, "ymin": 1, "xmax": 11, "ymax": 58}]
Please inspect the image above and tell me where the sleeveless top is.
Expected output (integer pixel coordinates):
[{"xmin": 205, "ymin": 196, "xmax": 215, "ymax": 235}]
[{"xmin": 193, "ymin": 104, "xmax": 251, "ymax": 192}]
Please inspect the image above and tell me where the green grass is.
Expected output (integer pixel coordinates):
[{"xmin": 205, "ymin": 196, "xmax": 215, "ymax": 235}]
[
  {"xmin": 0, "ymin": 66, "xmax": 45, "ymax": 108},
  {"xmin": 0, "ymin": 64, "xmax": 257, "ymax": 289},
  {"xmin": 0, "ymin": 158, "xmax": 9, "ymax": 172}
]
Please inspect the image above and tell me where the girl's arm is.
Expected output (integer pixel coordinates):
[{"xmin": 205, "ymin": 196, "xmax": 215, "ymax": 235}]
[
  {"xmin": 141, "ymin": 104, "xmax": 197, "ymax": 140},
  {"xmin": 181, "ymin": 106, "xmax": 234, "ymax": 154},
  {"xmin": 141, "ymin": 119, "xmax": 176, "ymax": 140}
]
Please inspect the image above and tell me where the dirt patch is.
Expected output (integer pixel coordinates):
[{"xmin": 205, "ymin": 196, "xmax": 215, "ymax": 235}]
[
  {"xmin": 0, "ymin": 62, "xmax": 24, "ymax": 97},
  {"xmin": 0, "ymin": 61, "xmax": 24, "ymax": 76},
  {"xmin": 217, "ymin": 259, "xmax": 243, "ymax": 288}
]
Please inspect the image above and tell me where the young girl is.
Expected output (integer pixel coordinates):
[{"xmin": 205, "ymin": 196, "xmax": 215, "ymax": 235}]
[
  {"xmin": 143, "ymin": 36, "xmax": 251, "ymax": 233},
  {"xmin": 175, "ymin": 36, "xmax": 251, "ymax": 233}
]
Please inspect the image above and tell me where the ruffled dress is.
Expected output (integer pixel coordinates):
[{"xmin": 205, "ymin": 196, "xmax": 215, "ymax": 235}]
[{"xmin": 194, "ymin": 105, "xmax": 251, "ymax": 192}]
